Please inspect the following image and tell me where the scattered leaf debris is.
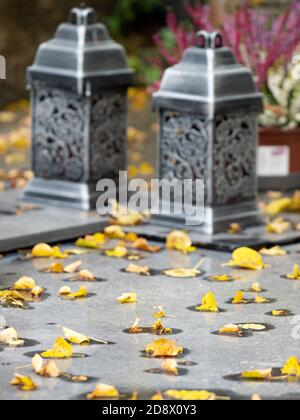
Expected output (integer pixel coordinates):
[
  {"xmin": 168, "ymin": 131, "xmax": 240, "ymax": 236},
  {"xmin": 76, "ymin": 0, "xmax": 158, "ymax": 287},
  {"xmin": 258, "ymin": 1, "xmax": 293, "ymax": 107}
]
[
  {"xmin": 260, "ymin": 246, "xmax": 287, "ymax": 256},
  {"xmin": 125, "ymin": 264, "xmax": 151, "ymax": 276},
  {"xmin": 195, "ymin": 292, "xmax": 219, "ymax": 313},
  {"xmin": 166, "ymin": 231, "xmax": 196, "ymax": 254},
  {"xmin": 117, "ymin": 292, "xmax": 137, "ymax": 304},
  {"xmin": 224, "ymin": 247, "xmax": 268, "ymax": 270},
  {"xmin": 11, "ymin": 373, "xmax": 37, "ymax": 391},
  {"xmin": 87, "ymin": 384, "xmax": 120, "ymax": 400},
  {"xmin": 145, "ymin": 339, "xmax": 183, "ymax": 357},
  {"xmin": 41, "ymin": 337, "xmax": 73, "ymax": 359}
]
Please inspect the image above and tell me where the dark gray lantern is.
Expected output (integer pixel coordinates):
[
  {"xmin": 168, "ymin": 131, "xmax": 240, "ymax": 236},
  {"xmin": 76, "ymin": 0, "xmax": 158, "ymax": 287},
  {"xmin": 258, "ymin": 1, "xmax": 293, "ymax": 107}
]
[
  {"xmin": 22, "ymin": 6, "xmax": 134, "ymax": 210},
  {"xmin": 152, "ymin": 31, "xmax": 264, "ymax": 234}
]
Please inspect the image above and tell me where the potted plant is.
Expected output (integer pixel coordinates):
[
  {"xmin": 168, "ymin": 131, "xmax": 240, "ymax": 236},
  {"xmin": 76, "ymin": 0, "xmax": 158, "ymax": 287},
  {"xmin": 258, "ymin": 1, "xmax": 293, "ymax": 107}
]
[{"xmin": 151, "ymin": 1, "xmax": 300, "ymax": 189}]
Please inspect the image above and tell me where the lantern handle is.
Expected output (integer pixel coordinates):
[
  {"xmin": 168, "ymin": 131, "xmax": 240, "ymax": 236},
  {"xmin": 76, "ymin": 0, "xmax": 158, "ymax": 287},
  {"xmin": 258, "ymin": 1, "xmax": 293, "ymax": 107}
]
[{"xmin": 196, "ymin": 31, "xmax": 223, "ymax": 49}]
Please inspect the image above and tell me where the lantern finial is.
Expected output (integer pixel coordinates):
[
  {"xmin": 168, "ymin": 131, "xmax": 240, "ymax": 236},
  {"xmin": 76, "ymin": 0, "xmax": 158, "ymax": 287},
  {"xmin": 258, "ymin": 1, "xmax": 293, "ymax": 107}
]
[
  {"xmin": 69, "ymin": 5, "xmax": 97, "ymax": 25},
  {"xmin": 197, "ymin": 31, "xmax": 223, "ymax": 49}
]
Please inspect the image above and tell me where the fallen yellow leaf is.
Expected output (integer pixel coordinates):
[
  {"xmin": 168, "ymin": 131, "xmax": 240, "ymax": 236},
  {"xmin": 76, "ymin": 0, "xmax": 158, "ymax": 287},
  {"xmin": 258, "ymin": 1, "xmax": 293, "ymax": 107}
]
[
  {"xmin": 255, "ymin": 296, "xmax": 268, "ymax": 304},
  {"xmin": 31, "ymin": 243, "xmax": 68, "ymax": 259},
  {"xmin": 58, "ymin": 286, "xmax": 72, "ymax": 295},
  {"xmin": 52, "ymin": 246, "xmax": 68, "ymax": 259},
  {"xmin": 165, "ymin": 390, "xmax": 218, "ymax": 401},
  {"xmin": 163, "ymin": 268, "xmax": 201, "ymax": 278},
  {"xmin": 164, "ymin": 259, "xmax": 204, "ymax": 278},
  {"xmin": 129, "ymin": 318, "xmax": 143, "ymax": 334},
  {"xmin": 252, "ymin": 394, "xmax": 262, "ymax": 401},
  {"xmin": 161, "ymin": 359, "xmax": 178, "ymax": 375},
  {"xmin": 151, "ymin": 392, "xmax": 164, "ymax": 400},
  {"xmin": 289, "ymin": 191, "xmax": 300, "ymax": 212},
  {"xmin": 239, "ymin": 324, "xmax": 266, "ymax": 331},
  {"xmin": 109, "ymin": 200, "xmax": 147, "ymax": 226},
  {"xmin": 64, "ymin": 260, "xmax": 82, "ymax": 274},
  {"xmin": 130, "ymin": 391, "xmax": 138, "ymax": 400},
  {"xmin": 196, "ymin": 292, "xmax": 219, "ymax": 313},
  {"xmin": 41, "ymin": 337, "xmax": 73, "ymax": 359},
  {"xmin": 44, "ymin": 262, "xmax": 65, "ymax": 273},
  {"xmin": 14, "ymin": 276, "xmax": 36, "ymax": 290},
  {"xmin": 152, "ymin": 306, "xmax": 166, "ymax": 319},
  {"xmin": 87, "ymin": 384, "xmax": 119, "ymax": 400},
  {"xmin": 0, "ymin": 290, "xmax": 27, "ymax": 308},
  {"xmin": 287, "ymin": 264, "xmax": 300, "ymax": 280},
  {"xmin": 224, "ymin": 247, "xmax": 267, "ymax": 270},
  {"xmin": 209, "ymin": 274, "xmax": 234, "ymax": 282},
  {"xmin": 241, "ymin": 369, "xmax": 272, "ymax": 380},
  {"xmin": 125, "ymin": 232, "xmax": 139, "ymax": 242},
  {"xmin": 64, "ymin": 286, "xmax": 87, "ymax": 300},
  {"xmin": 62, "ymin": 326, "xmax": 89, "ymax": 344},
  {"xmin": 61, "ymin": 326, "xmax": 108, "ymax": 345},
  {"xmin": 117, "ymin": 292, "xmax": 137, "ymax": 304},
  {"xmin": 126, "ymin": 264, "xmax": 150, "ymax": 276},
  {"xmin": 219, "ymin": 324, "xmax": 241, "ymax": 335},
  {"xmin": 0, "ymin": 327, "xmax": 24, "ymax": 346},
  {"xmin": 110, "ymin": 213, "xmax": 145, "ymax": 226},
  {"xmin": 105, "ymin": 246, "xmax": 128, "ymax": 258},
  {"xmin": 146, "ymin": 339, "xmax": 183, "ymax": 357},
  {"xmin": 266, "ymin": 217, "xmax": 290, "ymax": 234},
  {"xmin": 31, "ymin": 286, "xmax": 45, "ymax": 297},
  {"xmin": 260, "ymin": 246, "xmax": 287, "ymax": 256},
  {"xmin": 232, "ymin": 291, "xmax": 247, "ymax": 304},
  {"xmin": 75, "ymin": 269, "xmax": 95, "ymax": 281},
  {"xmin": 166, "ymin": 231, "xmax": 196, "ymax": 254},
  {"xmin": 272, "ymin": 309, "xmax": 290, "ymax": 317},
  {"xmin": 151, "ymin": 319, "xmax": 172, "ymax": 335},
  {"xmin": 31, "ymin": 243, "xmax": 54, "ymax": 258},
  {"xmin": 228, "ymin": 223, "xmax": 241, "ymax": 234},
  {"xmin": 11, "ymin": 373, "xmax": 37, "ymax": 391},
  {"xmin": 251, "ymin": 282, "xmax": 262, "ymax": 293},
  {"xmin": 132, "ymin": 238, "xmax": 161, "ymax": 253},
  {"xmin": 282, "ymin": 357, "xmax": 300, "ymax": 377},
  {"xmin": 32, "ymin": 354, "xmax": 60, "ymax": 378},
  {"xmin": 76, "ymin": 233, "xmax": 106, "ymax": 249},
  {"xmin": 265, "ymin": 198, "xmax": 291, "ymax": 216},
  {"xmin": 104, "ymin": 225, "xmax": 126, "ymax": 239}
]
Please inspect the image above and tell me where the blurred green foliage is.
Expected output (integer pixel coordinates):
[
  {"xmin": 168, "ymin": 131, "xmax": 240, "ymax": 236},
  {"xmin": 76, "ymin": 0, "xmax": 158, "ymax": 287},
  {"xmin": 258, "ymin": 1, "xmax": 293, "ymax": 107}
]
[
  {"xmin": 128, "ymin": 54, "xmax": 162, "ymax": 87},
  {"xmin": 103, "ymin": 0, "xmax": 170, "ymax": 87},
  {"xmin": 104, "ymin": 0, "xmax": 167, "ymax": 38}
]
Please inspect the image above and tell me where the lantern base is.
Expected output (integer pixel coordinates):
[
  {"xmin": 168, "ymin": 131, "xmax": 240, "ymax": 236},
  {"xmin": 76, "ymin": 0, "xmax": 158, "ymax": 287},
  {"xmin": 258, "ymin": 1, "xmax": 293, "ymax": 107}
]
[
  {"xmin": 151, "ymin": 201, "xmax": 263, "ymax": 235},
  {"xmin": 21, "ymin": 178, "xmax": 99, "ymax": 211}
]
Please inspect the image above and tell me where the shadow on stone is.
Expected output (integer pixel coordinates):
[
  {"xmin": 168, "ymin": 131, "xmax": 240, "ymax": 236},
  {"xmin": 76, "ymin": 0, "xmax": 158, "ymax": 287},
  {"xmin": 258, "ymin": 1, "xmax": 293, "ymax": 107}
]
[
  {"xmin": 144, "ymin": 367, "xmax": 188, "ymax": 376},
  {"xmin": 266, "ymin": 310, "xmax": 294, "ymax": 317},
  {"xmin": 140, "ymin": 349, "xmax": 190, "ymax": 360},
  {"xmin": 123, "ymin": 328, "xmax": 183, "ymax": 336},
  {"xmin": 23, "ymin": 350, "xmax": 89, "ymax": 359},
  {"xmin": 187, "ymin": 306, "xmax": 226, "ymax": 314}
]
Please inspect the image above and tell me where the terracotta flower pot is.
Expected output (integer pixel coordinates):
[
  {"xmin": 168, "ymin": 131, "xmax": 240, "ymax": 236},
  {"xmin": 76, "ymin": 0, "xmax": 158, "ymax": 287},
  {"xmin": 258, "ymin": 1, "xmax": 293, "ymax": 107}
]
[{"xmin": 258, "ymin": 127, "xmax": 300, "ymax": 190}]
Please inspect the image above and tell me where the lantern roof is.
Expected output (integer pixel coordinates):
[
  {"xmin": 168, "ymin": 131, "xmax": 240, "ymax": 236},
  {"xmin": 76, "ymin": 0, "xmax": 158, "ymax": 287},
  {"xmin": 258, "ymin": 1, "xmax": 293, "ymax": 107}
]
[
  {"xmin": 153, "ymin": 31, "xmax": 263, "ymax": 115},
  {"xmin": 28, "ymin": 6, "xmax": 134, "ymax": 95}
]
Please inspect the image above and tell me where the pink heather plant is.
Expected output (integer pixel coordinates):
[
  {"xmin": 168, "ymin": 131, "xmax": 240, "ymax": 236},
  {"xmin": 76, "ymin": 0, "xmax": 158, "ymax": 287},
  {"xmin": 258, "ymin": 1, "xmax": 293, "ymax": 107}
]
[{"xmin": 153, "ymin": 1, "xmax": 300, "ymax": 90}]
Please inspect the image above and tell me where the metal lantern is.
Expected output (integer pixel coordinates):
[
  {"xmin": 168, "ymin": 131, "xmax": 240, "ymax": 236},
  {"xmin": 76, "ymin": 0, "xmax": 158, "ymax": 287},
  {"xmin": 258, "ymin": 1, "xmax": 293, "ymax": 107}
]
[
  {"xmin": 22, "ymin": 6, "xmax": 134, "ymax": 210},
  {"xmin": 152, "ymin": 31, "xmax": 264, "ymax": 234}
]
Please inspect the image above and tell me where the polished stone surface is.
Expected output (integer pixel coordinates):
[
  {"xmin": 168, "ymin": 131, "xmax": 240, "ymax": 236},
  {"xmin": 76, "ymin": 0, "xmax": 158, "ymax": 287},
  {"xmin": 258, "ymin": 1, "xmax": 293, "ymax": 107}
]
[
  {"xmin": 2, "ymin": 188, "xmax": 300, "ymax": 255},
  {"xmin": 132, "ymin": 217, "xmax": 300, "ymax": 251},
  {"xmin": 0, "ymin": 190, "xmax": 106, "ymax": 253},
  {"xmin": 0, "ymin": 237, "xmax": 300, "ymax": 400}
]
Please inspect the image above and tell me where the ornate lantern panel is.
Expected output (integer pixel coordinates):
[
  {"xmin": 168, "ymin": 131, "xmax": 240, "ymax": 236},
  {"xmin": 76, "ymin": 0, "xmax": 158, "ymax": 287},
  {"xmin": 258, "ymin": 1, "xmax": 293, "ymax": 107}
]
[
  {"xmin": 22, "ymin": 6, "xmax": 134, "ymax": 210},
  {"xmin": 153, "ymin": 32, "xmax": 263, "ymax": 234}
]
